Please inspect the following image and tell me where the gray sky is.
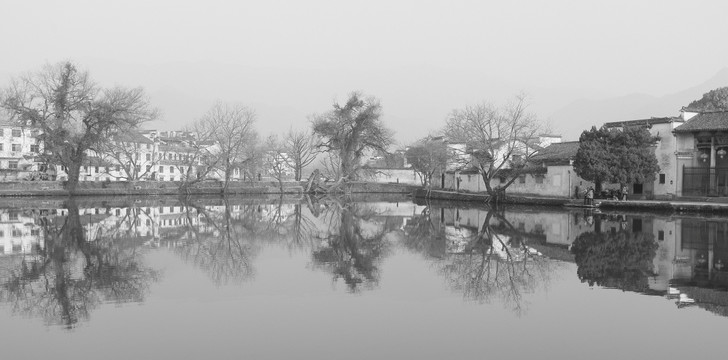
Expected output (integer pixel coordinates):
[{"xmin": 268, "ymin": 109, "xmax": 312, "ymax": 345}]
[{"xmin": 2, "ymin": 0, "xmax": 728, "ymax": 143}]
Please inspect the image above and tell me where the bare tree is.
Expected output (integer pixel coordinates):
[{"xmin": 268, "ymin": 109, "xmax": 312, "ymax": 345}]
[
  {"xmin": 444, "ymin": 94, "xmax": 542, "ymax": 197},
  {"xmin": 283, "ymin": 127, "xmax": 319, "ymax": 181},
  {"xmin": 312, "ymin": 92, "xmax": 394, "ymax": 182},
  {"xmin": 0, "ymin": 62, "xmax": 158, "ymax": 192},
  {"xmin": 193, "ymin": 102, "xmax": 258, "ymax": 192},
  {"xmin": 405, "ymin": 137, "xmax": 449, "ymax": 188},
  {"xmin": 95, "ymin": 131, "xmax": 158, "ymax": 180},
  {"xmin": 264, "ymin": 135, "xmax": 290, "ymax": 192}
]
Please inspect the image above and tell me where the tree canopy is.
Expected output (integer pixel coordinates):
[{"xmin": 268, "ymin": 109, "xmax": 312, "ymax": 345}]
[
  {"xmin": 405, "ymin": 137, "xmax": 449, "ymax": 187},
  {"xmin": 573, "ymin": 125, "xmax": 659, "ymax": 191},
  {"xmin": 312, "ymin": 92, "xmax": 394, "ymax": 181},
  {"xmin": 686, "ymin": 86, "xmax": 728, "ymax": 111},
  {"xmin": 0, "ymin": 61, "xmax": 157, "ymax": 191}
]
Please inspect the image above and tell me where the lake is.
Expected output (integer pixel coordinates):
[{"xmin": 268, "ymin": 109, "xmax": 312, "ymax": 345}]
[{"xmin": 0, "ymin": 196, "xmax": 726, "ymax": 359}]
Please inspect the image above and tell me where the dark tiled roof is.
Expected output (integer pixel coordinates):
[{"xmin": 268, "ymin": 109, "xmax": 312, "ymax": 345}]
[
  {"xmin": 604, "ymin": 117, "xmax": 682, "ymax": 128},
  {"xmin": 530, "ymin": 141, "xmax": 579, "ymax": 163},
  {"xmin": 674, "ymin": 111, "xmax": 728, "ymax": 133}
]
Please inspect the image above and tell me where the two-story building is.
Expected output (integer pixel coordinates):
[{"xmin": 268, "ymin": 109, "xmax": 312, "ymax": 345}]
[
  {"xmin": 0, "ymin": 120, "xmax": 42, "ymax": 181},
  {"xmin": 673, "ymin": 109, "xmax": 728, "ymax": 197}
]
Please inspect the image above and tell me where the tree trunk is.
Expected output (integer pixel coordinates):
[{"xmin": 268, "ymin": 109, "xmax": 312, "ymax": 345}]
[{"xmin": 66, "ymin": 161, "xmax": 82, "ymax": 194}]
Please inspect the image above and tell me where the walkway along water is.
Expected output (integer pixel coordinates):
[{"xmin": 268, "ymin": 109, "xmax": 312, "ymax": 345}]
[{"xmin": 413, "ymin": 188, "xmax": 728, "ymax": 214}]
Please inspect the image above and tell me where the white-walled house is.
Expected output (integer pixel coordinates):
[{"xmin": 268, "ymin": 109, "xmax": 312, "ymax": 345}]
[
  {"xmin": 0, "ymin": 121, "xmax": 43, "ymax": 181},
  {"xmin": 441, "ymin": 141, "xmax": 591, "ymax": 198}
]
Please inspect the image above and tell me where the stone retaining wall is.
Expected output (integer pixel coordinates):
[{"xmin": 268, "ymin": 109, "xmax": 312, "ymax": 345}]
[{"xmin": 0, "ymin": 181, "xmax": 417, "ymax": 197}]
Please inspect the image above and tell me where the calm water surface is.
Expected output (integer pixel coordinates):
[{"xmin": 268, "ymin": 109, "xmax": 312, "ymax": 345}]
[{"xmin": 0, "ymin": 196, "xmax": 727, "ymax": 359}]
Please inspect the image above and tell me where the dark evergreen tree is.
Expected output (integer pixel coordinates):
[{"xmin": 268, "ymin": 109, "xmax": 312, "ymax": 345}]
[{"xmin": 573, "ymin": 125, "xmax": 659, "ymax": 192}]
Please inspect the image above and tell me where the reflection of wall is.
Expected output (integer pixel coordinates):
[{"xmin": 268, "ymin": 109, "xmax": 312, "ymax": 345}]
[{"xmin": 0, "ymin": 210, "xmax": 43, "ymax": 255}]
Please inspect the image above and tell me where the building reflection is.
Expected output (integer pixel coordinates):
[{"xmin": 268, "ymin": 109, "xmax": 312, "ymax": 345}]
[
  {"xmin": 4, "ymin": 198, "xmax": 728, "ymax": 323},
  {"xmin": 414, "ymin": 204, "xmax": 728, "ymax": 317},
  {"xmin": 0, "ymin": 202, "xmax": 158, "ymax": 328}
]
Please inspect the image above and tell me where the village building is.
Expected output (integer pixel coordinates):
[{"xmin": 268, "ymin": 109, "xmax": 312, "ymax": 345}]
[
  {"xmin": 673, "ymin": 109, "xmax": 728, "ymax": 197},
  {"xmin": 441, "ymin": 134, "xmax": 563, "ymax": 195},
  {"xmin": 0, "ymin": 120, "xmax": 43, "ymax": 181}
]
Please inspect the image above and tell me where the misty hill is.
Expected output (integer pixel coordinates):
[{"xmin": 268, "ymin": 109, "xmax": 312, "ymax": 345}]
[{"xmin": 551, "ymin": 68, "xmax": 728, "ymax": 140}]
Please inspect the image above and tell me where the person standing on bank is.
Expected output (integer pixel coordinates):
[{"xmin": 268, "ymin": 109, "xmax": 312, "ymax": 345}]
[
  {"xmin": 621, "ymin": 185, "xmax": 628, "ymax": 201},
  {"xmin": 585, "ymin": 187, "xmax": 594, "ymax": 206}
]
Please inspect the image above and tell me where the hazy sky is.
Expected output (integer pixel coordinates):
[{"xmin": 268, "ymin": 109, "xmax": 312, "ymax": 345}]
[{"xmin": 2, "ymin": 0, "xmax": 728, "ymax": 143}]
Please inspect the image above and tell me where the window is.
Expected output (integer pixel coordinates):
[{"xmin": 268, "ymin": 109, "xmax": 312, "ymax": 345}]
[
  {"xmin": 146, "ymin": 165, "xmax": 151, "ymax": 172},
  {"xmin": 180, "ymin": 167, "xmax": 184, "ymax": 174},
  {"xmin": 115, "ymin": 209, "xmax": 120, "ymax": 216},
  {"xmin": 658, "ymin": 230, "xmax": 664, "ymax": 241},
  {"xmin": 159, "ymin": 176, "xmax": 165, "ymax": 181},
  {"xmin": 518, "ymin": 174, "xmax": 526, "ymax": 184},
  {"xmin": 11, "ymin": 129, "xmax": 21, "ymax": 137},
  {"xmin": 0, "ymin": 129, "xmax": 3, "ymax": 136},
  {"xmin": 8, "ymin": 161, "xmax": 18, "ymax": 169},
  {"xmin": 0, "ymin": 144, "xmax": 3, "ymax": 151},
  {"xmin": 95, "ymin": 166, "xmax": 99, "ymax": 173},
  {"xmin": 170, "ymin": 166, "xmax": 175, "ymax": 173},
  {"xmin": 499, "ymin": 176, "xmax": 506, "ymax": 184},
  {"xmin": 12, "ymin": 229, "xmax": 22, "ymax": 237},
  {"xmin": 159, "ymin": 166, "xmax": 164, "ymax": 173},
  {"xmin": 632, "ymin": 218, "xmax": 643, "ymax": 233},
  {"xmin": 659, "ymin": 174, "xmax": 665, "ymax": 184},
  {"xmin": 135, "ymin": 153, "xmax": 140, "ymax": 160},
  {"xmin": 535, "ymin": 175, "xmax": 544, "ymax": 184},
  {"xmin": 146, "ymin": 144, "xmax": 151, "ymax": 150},
  {"xmin": 146, "ymin": 153, "xmax": 151, "ymax": 161},
  {"xmin": 11, "ymin": 144, "xmax": 21, "ymax": 152},
  {"xmin": 116, "ymin": 165, "xmax": 121, "ymax": 172},
  {"xmin": 30, "ymin": 144, "xmax": 39, "ymax": 153}
]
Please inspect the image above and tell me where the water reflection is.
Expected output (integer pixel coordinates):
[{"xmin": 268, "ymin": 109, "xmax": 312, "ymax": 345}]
[
  {"xmin": 2, "ymin": 196, "xmax": 728, "ymax": 328},
  {"xmin": 309, "ymin": 199, "xmax": 398, "ymax": 292},
  {"xmin": 403, "ymin": 205, "xmax": 560, "ymax": 314},
  {"xmin": 0, "ymin": 200, "xmax": 158, "ymax": 328}
]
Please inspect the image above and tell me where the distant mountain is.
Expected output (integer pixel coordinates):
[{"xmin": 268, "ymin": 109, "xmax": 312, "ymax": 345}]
[{"xmin": 550, "ymin": 68, "xmax": 728, "ymax": 140}]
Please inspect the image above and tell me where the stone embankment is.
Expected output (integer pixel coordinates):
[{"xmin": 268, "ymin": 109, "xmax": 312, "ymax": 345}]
[
  {"xmin": 0, "ymin": 181, "xmax": 418, "ymax": 197},
  {"xmin": 413, "ymin": 188, "xmax": 728, "ymax": 214}
]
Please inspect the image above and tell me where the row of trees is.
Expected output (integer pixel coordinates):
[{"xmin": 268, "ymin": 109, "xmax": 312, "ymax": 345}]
[
  {"xmin": 11, "ymin": 61, "xmax": 722, "ymax": 195},
  {"xmin": 0, "ymin": 62, "xmax": 323, "ymax": 193}
]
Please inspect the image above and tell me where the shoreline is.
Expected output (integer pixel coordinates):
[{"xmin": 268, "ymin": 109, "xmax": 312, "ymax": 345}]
[
  {"xmin": 0, "ymin": 181, "xmax": 418, "ymax": 197},
  {"xmin": 412, "ymin": 188, "xmax": 728, "ymax": 214}
]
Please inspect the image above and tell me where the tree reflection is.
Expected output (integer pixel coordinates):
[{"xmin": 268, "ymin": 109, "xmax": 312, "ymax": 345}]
[
  {"xmin": 419, "ymin": 207, "xmax": 557, "ymax": 314},
  {"xmin": 310, "ymin": 199, "xmax": 395, "ymax": 292},
  {"xmin": 174, "ymin": 199, "xmax": 261, "ymax": 285},
  {"xmin": 401, "ymin": 206, "xmax": 446, "ymax": 259},
  {"xmin": 0, "ymin": 200, "xmax": 158, "ymax": 328},
  {"xmin": 571, "ymin": 223, "xmax": 658, "ymax": 292}
]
